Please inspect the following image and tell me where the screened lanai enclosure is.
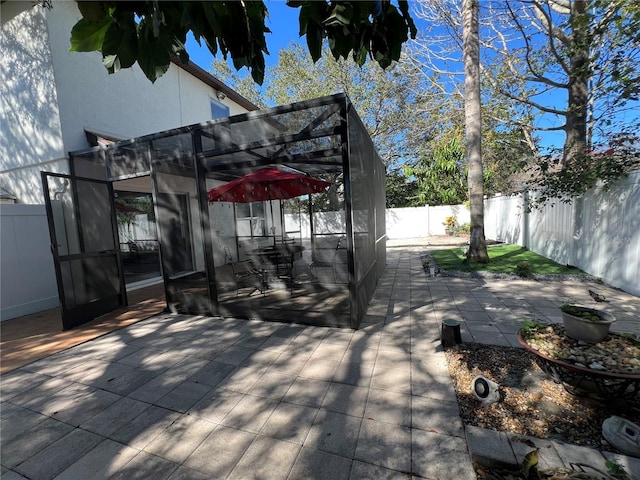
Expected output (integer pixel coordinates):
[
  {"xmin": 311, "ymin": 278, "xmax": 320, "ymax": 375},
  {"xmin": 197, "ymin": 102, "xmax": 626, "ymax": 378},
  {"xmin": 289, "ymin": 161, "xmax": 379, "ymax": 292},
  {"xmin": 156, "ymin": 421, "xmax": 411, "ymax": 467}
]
[{"xmin": 46, "ymin": 94, "xmax": 386, "ymax": 330}]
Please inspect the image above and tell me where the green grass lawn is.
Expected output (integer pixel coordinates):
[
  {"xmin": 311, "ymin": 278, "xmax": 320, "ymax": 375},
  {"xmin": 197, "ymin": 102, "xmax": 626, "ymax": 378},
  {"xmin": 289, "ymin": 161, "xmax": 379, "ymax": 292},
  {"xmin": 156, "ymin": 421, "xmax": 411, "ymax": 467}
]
[{"xmin": 429, "ymin": 244, "xmax": 584, "ymax": 275}]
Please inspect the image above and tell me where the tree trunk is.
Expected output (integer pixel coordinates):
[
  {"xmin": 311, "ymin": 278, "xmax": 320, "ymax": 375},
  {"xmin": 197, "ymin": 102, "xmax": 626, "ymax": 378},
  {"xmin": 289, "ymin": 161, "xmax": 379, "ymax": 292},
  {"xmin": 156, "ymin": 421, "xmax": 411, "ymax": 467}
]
[
  {"xmin": 563, "ymin": 0, "xmax": 589, "ymax": 167},
  {"xmin": 463, "ymin": 0, "xmax": 489, "ymax": 263}
]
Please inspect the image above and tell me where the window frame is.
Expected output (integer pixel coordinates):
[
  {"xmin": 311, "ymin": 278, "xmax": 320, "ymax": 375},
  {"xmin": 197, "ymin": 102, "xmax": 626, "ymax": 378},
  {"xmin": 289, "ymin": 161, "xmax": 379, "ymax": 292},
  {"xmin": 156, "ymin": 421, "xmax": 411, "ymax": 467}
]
[
  {"xmin": 235, "ymin": 202, "xmax": 266, "ymax": 238},
  {"xmin": 210, "ymin": 98, "xmax": 230, "ymax": 119}
]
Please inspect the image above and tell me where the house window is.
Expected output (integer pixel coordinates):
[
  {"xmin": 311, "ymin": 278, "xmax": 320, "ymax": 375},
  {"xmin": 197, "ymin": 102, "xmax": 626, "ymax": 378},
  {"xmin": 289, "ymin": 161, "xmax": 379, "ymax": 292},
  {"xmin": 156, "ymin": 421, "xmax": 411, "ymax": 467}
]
[
  {"xmin": 235, "ymin": 202, "xmax": 266, "ymax": 238},
  {"xmin": 211, "ymin": 98, "xmax": 230, "ymax": 119}
]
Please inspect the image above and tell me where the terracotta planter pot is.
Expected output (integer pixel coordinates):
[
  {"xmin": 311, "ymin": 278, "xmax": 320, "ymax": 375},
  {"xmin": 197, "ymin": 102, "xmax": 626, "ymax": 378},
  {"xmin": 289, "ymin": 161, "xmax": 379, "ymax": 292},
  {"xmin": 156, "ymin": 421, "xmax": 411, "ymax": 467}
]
[{"xmin": 561, "ymin": 305, "xmax": 616, "ymax": 343}]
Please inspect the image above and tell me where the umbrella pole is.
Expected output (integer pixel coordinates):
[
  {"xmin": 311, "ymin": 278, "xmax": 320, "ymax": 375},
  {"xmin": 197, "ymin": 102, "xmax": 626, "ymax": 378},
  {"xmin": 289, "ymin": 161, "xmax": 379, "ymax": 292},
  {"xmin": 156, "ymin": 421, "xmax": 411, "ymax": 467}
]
[
  {"xmin": 266, "ymin": 184, "xmax": 276, "ymax": 246},
  {"xmin": 270, "ymin": 198, "xmax": 276, "ymax": 246},
  {"xmin": 280, "ymin": 200, "xmax": 285, "ymax": 243}
]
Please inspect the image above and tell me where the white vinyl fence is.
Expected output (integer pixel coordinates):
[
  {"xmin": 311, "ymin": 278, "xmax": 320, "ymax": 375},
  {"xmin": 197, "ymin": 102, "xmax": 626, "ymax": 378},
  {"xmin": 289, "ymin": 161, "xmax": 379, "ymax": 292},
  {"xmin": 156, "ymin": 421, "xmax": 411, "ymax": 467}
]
[
  {"xmin": 484, "ymin": 170, "xmax": 640, "ymax": 297},
  {"xmin": 385, "ymin": 205, "xmax": 470, "ymax": 238},
  {"xmin": 0, "ymin": 204, "xmax": 58, "ymax": 320},
  {"xmin": 285, "ymin": 205, "xmax": 472, "ymax": 239},
  {"xmin": 1, "ymin": 170, "xmax": 638, "ymax": 321}
]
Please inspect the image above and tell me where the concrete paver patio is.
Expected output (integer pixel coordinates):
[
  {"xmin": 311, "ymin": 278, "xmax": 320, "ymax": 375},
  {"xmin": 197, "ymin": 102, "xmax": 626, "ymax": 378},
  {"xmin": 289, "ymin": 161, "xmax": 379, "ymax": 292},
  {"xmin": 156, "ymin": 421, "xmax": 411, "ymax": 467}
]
[{"xmin": 2, "ymin": 243, "xmax": 639, "ymax": 479}]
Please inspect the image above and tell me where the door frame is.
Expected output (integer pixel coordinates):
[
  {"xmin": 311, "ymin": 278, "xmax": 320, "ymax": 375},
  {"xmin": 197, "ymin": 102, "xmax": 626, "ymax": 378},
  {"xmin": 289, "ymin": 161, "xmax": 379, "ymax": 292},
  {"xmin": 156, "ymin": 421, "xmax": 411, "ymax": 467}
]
[{"xmin": 41, "ymin": 172, "xmax": 128, "ymax": 330}]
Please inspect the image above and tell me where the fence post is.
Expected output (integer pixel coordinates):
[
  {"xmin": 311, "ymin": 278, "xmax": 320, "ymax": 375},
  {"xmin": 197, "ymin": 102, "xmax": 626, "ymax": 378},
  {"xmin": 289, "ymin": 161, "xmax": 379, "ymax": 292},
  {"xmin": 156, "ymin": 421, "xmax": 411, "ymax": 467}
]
[
  {"xmin": 570, "ymin": 197, "xmax": 583, "ymax": 268},
  {"xmin": 425, "ymin": 204, "xmax": 430, "ymax": 236},
  {"xmin": 522, "ymin": 190, "xmax": 529, "ymax": 249}
]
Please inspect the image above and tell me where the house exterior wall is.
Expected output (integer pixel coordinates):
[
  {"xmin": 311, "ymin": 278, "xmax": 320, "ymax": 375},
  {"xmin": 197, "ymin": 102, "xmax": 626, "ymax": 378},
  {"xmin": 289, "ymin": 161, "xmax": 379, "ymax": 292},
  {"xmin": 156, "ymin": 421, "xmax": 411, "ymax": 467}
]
[
  {"xmin": 1, "ymin": 1, "xmax": 249, "ymax": 205},
  {"xmin": 0, "ymin": 2, "xmax": 254, "ymax": 320},
  {"xmin": 0, "ymin": 5, "xmax": 67, "ymax": 204},
  {"xmin": 46, "ymin": 2, "xmax": 245, "ymax": 150}
]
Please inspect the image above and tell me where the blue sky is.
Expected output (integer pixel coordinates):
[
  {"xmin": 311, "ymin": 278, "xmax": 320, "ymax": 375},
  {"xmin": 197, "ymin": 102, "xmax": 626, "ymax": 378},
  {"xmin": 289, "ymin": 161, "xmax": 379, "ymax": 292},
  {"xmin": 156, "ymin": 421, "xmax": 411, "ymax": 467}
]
[
  {"xmin": 186, "ymin": 1, "xmax": 303, "ymax": 72},
  {"xmin": 182, "ymin": 2, "xmax": 635, "ymax": 154},
  {"xmin": 184, "ymin": 4, "xmax": 565, "ymax": 152}
]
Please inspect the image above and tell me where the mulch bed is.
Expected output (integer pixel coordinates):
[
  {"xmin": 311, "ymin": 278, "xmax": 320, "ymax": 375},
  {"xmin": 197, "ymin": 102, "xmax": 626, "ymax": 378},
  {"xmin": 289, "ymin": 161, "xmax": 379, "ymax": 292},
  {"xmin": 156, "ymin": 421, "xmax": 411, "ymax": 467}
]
[{"xmin": 445, "ymin": 343, "xmax": 640, "ymax": 450}]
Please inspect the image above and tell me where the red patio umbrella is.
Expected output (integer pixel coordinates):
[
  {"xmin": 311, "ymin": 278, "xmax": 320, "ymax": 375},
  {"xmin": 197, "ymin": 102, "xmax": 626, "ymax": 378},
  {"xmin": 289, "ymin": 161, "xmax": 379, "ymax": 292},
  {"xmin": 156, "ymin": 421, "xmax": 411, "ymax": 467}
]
[
  {"xmin": 208, "ymin": 167, "xmax": 332, "ymax": 245},
  {"xmin": 207, "ymin": 167, "xmax": 331, "ymax": 203}
]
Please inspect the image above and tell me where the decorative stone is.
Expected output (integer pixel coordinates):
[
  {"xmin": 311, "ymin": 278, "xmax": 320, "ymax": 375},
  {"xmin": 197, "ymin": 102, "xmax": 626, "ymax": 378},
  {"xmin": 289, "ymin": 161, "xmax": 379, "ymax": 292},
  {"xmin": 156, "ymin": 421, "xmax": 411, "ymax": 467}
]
[
  {"xmin": 602, "ymin": 416, "xmax": 640, "ymax": 457},
  {"xmin": 517, "ymin": 325, "xmax": 640, "ymax": 401},
  {"xmin": 519, "ymin": 324, "xmax": 640, "ymax": 376}
]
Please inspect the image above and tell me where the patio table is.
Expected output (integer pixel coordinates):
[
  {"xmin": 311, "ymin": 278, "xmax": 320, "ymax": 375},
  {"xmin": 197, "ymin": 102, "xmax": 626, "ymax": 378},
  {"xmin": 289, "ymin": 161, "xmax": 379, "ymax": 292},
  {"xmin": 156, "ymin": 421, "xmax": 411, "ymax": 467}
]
[{"xmin": 252, "ymin": 244, "xmax": 305, "ymax": 284}]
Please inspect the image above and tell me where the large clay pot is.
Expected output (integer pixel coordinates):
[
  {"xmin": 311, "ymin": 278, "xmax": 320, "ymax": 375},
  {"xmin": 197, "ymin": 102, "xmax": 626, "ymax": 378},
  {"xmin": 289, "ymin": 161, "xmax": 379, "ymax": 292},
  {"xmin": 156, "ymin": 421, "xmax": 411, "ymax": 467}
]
[{"xmin": 561, "ymin": 305, "xmax": 616, "ymax": 343}]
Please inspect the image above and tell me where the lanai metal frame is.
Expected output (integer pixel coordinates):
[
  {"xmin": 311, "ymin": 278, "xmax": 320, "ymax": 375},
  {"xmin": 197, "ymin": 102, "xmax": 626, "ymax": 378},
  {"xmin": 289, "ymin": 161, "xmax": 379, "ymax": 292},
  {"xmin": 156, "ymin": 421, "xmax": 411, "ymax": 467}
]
[{"xmin": 68, "ymin": 93, "xmax": 386, "ymax": 329}]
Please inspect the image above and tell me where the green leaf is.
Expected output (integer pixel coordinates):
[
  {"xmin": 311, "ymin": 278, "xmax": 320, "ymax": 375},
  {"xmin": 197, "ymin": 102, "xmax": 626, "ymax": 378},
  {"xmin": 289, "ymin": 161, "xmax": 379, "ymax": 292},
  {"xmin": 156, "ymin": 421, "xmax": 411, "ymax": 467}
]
[
  {"xmin": 398, "ymin": 0, "xmax": 417, "ymax": 39},
  {"xmin": 306, "ymin": 22, "xmax": 323, "ymax": 62},
  {"xmin": 605, "ymin": 459, "xmax": 627, "ymax": 478},
  {"xmin": 69, "ymin": 16, "xmax": 113, "ymax": 52},
  {"xmin": 191, "ymin": 3, "xmax": 220, "ymax": 57},
  {"xmin": 76, "ymin": 1, "xmax": 107, "ymax": 23},
  {"xmin": 201, "ymin": 2, "xmax": 224, "ymax": 41},
  {"xmin": 250, "ymin": 51, "xmax": 266, "ymax": 86},
  {"xmin": 521, "ymin": 448, "xmax": 539, "ymax": 478},
  {"xmin": 324, "ymin": 4, "xmax": 353, "ymax": 28},
  {"xmin": 102, "ymin": 53, "xmax": 117, "ymax": 71},
  {"xmin": 102, "ymin": 15, "xmax": 138, "ymax": 73},
  {"xmin": 354, "ymin": 45, "xmax": 368, "ymax": 66},
  {"xmin": 137, "ymin": 25, "xmax": 171, "ymax": 83},
  {"xmin": 232, "ymin": 55, "xmax": 250, "ymax": 71},
  {"xmin": 385, "ymin": 10, "xmax": 409, "ymax": 61},
  {"xmin": 298, "ymin": 2, "xmax": 327, "ymax": 37},
  {"xmin": 328, "ymin": 28, "xmax": 354, "ymax": 61},
  {"xmin": 174, "ymin": 48, "xmax": 190, "ymax": 65}
]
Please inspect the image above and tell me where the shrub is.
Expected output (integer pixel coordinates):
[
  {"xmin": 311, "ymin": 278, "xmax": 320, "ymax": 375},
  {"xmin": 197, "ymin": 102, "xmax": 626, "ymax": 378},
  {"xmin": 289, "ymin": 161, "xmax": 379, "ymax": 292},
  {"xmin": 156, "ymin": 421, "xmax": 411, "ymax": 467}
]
[
  {"xmin": 520, "ymin": 318, "xmax": 546, "ymax": 337},
  {"xmin": 455, "ymin": 223, "xmax": 471, "ymax": 236},
  {"xmin": 515, "ymin": 262, "xmax": 532, "ymax": 278}
]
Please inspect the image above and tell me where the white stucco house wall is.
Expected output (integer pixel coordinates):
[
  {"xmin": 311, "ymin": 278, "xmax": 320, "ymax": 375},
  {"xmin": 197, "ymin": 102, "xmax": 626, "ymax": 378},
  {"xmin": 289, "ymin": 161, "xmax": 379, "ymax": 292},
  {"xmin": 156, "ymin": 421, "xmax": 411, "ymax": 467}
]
[{"xmin": 0, "ymin": 1, "xmax": 257, "ymax": 320}]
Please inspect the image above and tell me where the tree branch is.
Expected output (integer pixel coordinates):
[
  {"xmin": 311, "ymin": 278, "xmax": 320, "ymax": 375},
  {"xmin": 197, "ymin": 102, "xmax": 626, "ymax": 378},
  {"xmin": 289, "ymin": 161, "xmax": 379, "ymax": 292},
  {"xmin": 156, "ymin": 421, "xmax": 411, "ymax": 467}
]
[{"xmin": 497, "ymin": 87, "xmax": 567, "ymax": 116}]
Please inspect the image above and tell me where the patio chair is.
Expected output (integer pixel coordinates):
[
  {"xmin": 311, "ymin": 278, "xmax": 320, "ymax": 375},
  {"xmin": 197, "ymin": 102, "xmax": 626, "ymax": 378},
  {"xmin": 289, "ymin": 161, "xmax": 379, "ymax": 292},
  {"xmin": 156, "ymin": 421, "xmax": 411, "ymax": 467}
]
[
  {"xmin": 221, "ymin": 244, "xmax": 265, "ymax": 296},
  {"xmin": 332, "ymin": 235, "xmax": 348, "ymax": 283},
  {"xmin": 310, "ymin": 234, "xmax": 348, "ymax": 284}
]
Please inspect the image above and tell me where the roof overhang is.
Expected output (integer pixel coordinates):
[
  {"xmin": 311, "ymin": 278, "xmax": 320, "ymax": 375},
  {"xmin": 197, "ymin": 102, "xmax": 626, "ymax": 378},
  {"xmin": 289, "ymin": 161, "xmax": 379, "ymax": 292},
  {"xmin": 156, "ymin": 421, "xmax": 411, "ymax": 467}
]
[{"xmin": 84, "ymin": 128, "xmax": 125, "ymax": 147}]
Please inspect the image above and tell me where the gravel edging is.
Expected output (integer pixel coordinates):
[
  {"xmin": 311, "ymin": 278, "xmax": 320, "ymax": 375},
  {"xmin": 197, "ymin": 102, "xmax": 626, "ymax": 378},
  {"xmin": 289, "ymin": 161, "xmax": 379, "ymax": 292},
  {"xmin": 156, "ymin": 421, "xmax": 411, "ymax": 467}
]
[{"xmin": 420, "ymin": 250, "xmax": 602, "ymax": 283}]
